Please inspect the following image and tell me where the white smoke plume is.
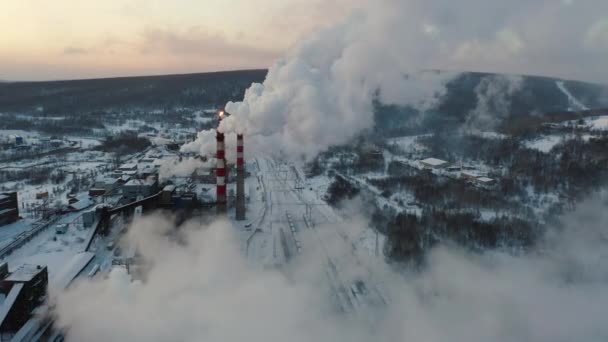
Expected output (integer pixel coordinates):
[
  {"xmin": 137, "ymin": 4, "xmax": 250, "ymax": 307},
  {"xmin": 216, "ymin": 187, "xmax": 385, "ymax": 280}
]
[
  {"xmin": 158, "ymin": 157, "xmax": 213, "ymax": 182},
  {"xmin": 183, "ymin": 0, "xmax": 608, "ymax": 162},
  {"xmin": 465, "ymin": 75, "xmax": 524, "ymax": 131},
  {"xmin": 53, "ymin": 193, "xmax": 608, "ymax": 341},
  {"xmin": 183, "ymin": 0, "xmax": 460, "ymax": 161}
]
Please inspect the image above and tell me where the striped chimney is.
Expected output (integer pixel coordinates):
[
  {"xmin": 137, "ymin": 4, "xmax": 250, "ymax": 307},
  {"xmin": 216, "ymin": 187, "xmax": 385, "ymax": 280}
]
[
  {"xmin": 216, "ymin": 111, "xmax": 227, "ymax": 214},
  {"xmin": 236, "ymin": 134, "xmax": 245, "ymax": 220}
]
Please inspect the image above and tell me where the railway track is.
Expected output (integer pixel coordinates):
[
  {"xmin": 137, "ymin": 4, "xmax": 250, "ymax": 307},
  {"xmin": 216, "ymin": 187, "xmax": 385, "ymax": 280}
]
[{"xmin": 0, "ymin": 217, "xmax": 58, "ymax": 259}]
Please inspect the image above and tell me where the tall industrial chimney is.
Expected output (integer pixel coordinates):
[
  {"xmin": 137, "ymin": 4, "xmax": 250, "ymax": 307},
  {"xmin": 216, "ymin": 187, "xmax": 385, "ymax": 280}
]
[
  {"xmin": 216, "ymin": 113, "xmax": 227, "ymax": 214},
  {"xmin": 236, "ymin": 134, "xmax": 246, "ymax": 220}
]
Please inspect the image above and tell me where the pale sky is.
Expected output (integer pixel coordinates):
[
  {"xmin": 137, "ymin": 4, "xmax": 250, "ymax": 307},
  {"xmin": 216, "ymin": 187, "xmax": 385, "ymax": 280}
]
[
  {"xmin": 0, "ymin": 0, "xmax": 358, "ymax": 81},
  {"xmin": 1, "ymin": 0, "xmax": 607, "ymax": 83}
]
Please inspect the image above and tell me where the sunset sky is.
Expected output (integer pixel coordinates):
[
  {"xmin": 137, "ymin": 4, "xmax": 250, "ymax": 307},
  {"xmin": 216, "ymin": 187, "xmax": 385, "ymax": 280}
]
[
  {"xmin": 1, "ymin": 0, "xmax": 607, "ymax": 83},
  {"xmin": 0, "ymin": 0, "xmax": 358, "ymax": 81}
]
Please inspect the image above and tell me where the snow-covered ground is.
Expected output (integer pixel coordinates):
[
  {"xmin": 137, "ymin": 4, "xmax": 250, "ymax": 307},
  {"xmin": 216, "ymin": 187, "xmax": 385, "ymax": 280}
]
[
  {"xmin": 588, "ymin": 116, "xmax": 608, "ymax": 130},
  {"xmin": 0, "ymin": 220, "xmax": 34, "ymax": 249},
  {"xmin": 525, "ymin": 135, "xmax": 563, "ymax": 153},
  {"xmin": 469, "ymin": 131, "xmax": 508, "ymax": 140},
  {"xmin": 66, "ymin": 137, "xmax": 102, "ymax": 149},
  {"xmin": 1, "ymin": 211, "xmax": 94, "ymax": 282}
]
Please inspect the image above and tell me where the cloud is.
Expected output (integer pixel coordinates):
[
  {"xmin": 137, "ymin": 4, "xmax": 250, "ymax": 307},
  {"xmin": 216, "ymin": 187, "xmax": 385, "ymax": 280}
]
[
  {"xmin": 139, "ymin": 27, "xmax": 279, "ymax": 65},
  {"xmin": 52, "ymin": 193, "xmax": 608, "ymax": 341},
  {"xmin": 584, "ymin": 19, "xmax": 608, "ymax": 51},
  {"xmin": 63, "ymin": 46, "xmax": 90, "ymax": 55},
  {"xmin": 183, "ymin": 0, "xmax": 608, "ymax": 163}
]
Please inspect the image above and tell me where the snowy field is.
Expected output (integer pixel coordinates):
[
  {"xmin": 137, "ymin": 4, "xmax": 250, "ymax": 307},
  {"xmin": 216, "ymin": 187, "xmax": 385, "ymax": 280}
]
[
  {"xmin": 588, "ymin": 116, "xmax": 608, "ymax": 130},
  {"xmin": 525, "ymin": 135, "xmax": 563, "ymax": 153}
]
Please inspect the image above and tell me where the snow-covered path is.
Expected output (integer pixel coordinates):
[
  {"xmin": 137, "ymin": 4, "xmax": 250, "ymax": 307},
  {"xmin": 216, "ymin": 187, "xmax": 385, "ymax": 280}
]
[{"xmin": 248, "ymin": 157, "xmax": 388, "ymax": 320}]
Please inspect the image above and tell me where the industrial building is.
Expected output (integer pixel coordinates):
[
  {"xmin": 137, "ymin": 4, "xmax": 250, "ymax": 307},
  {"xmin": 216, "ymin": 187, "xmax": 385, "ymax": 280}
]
[
  {"xmin": 475, "ymin": 177, "xmax": 496, "ymax": 186},
  {"xmin": 420, "ymin": 158, "xmax": 449, "ymax": 169},
  {"xmin": 93, "ymin": 177, "xmax": 119, "ymax": 193},
  {"xmin": 82, "ymin": 208, "xmax": 98, "ymax": 227},
  {"xmin": 66, "ymin": 194, "xmax": 94, "ymax": 212},
  {"xmin": 118, "ymin": 163, "xmax": 138, "ymax": 172},
  {"xmin": 461, "ymin": 171, "xmax": 481, "ymax": 180},
  {"xmin": 0, "ymin": 192, "xmax": 19, "ymax": 226},
  {"xmin": 8, "ymin": 135, "xmax": 24, "ymax": 146},
  {"xmin": 122, "ymin": 176, "xmax": 158, "ymax": 200},
  {"xmin": 0, "ymin": 263, "xmax": 48, "ymax": 334}
]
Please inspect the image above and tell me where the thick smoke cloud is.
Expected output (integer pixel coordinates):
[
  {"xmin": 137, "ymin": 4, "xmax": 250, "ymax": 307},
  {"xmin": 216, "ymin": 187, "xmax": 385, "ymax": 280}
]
[
  {"xmin": 53, "ymin": 193, "xmax": 608, "ymax": 341},
  {"xmin": 183, "ymin": 0, "xmax": 608, "ymax": 162}
]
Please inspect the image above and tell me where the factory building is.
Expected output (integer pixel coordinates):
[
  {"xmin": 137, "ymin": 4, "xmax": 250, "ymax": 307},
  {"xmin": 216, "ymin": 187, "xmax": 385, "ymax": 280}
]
[
  {"xmin": 123, "ymin": 176, "xmax": 158, "ymax": 200},
  {"xmin": 93, "ymin": 177, "xmax": 119, "ymax": 193},
  {"xmin": 420, "ymin": 158, "xmax": 449, "ymax": 169},
  {"xmin": 8, "ymin": 135, "xmax": 24, "ymax": 146},
  {"xmin": 0, "ymin": 263, "xmax": 48, "ymax": 334},
  {"xmin": 475, "ymin": 177, "xmax": 496, "ymax": 186},
  {"xmin": 82, "ymin": 208, "xmax": 98, "ymax": 227},
  {"xmin": 118, "ymin": 163, "xmax": 138, "ymax": 172},
  {"xmin": 66, "ymin": 194, "xmax": 94, "ymax": 212},
  {"xmin": 0, "ymin": 192, "xmax": 19, "ymax": 226}
]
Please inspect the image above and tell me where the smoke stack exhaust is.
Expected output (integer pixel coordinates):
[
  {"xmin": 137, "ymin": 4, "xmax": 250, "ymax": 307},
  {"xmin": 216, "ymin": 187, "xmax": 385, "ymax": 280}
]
[
  {"xmin": 236, "ymin": 134, "xmax": 246, "ymax": 221},
  {"xmin": 216, "ymin": 114, "xmax": 227, "ymax": 214}
]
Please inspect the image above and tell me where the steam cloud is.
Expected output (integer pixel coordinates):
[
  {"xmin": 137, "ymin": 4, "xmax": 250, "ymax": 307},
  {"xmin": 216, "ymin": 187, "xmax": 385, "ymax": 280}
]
[
  {"xmin": 182, "ymin": 0, "xmax": 460, "ymax": 161},
  {"xmin": 182, "ymin": 0, "xmax": 608, "ymax": 161},
  {"xmin": 53, "ymin": 193, "xmax": 608, "ymax": 341},
  {"xmin": 158, "ymin": 157, "xmax": 213, "ymax": 182}
]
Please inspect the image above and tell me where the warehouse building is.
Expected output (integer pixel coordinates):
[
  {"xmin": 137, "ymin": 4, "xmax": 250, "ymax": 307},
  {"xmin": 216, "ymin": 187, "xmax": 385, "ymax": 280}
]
[
  {"xmin": 0, "ymin": 192, "xmax": 19, "ymax": 227},
  {"xmin": 420, "ymin": 158, "xmax": 449, "ymax": 169},
  {"xmin": 0, "ymin": 263, "xmax": 48, "ymax": 334}
]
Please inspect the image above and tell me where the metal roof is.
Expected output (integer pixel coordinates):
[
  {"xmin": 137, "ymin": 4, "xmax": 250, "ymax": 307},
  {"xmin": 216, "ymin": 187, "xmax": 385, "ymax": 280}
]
[{"xmin": 420, "ymin": 158, "xmax": 449, "ymax": 166}]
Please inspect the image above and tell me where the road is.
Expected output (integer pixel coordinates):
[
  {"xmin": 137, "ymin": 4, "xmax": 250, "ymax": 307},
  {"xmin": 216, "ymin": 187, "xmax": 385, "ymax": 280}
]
[{"xmin": 247, "ymin": 158, "xmax": 388, "ymax": 317}]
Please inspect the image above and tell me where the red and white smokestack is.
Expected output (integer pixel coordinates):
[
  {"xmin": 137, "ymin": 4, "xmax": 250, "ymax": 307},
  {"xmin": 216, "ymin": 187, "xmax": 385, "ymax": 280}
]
[
  {"xmin": 237, "ymin": 134, "xmax": 244, "ymax": 168},
  {"xmin": 216, "ymin": 111, "xmax": 227, "ymax": 214},
  {"xmin": 236, "ymin": 133, "xmax": 245, "ymax": 220}
]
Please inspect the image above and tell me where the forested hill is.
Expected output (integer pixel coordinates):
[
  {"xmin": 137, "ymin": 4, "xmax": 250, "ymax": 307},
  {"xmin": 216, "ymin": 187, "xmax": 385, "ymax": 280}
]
[{"xmin": 0, "ymin": 70, "xmax": 268, "ymax": 114}]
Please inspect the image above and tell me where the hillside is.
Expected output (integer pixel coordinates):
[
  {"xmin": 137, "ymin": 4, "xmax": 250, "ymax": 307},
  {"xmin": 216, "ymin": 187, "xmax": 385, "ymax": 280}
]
[{"xmin": 0, "ymin": 70, "xmax": 268, "ymax": 114}]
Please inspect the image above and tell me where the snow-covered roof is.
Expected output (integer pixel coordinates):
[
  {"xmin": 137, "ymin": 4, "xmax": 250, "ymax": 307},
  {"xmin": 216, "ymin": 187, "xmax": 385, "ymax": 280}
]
[
  {"xmin": 125, "ymin": 177, "xmax": 156, "ymax": 187},
  {"xmin": 124, "ymin": 179, "xmax": 143, "ymax": 187},
  {"xmin": 462, "ymin": 171, "xmax": 480, "ymax": 178},
  {"xmin": 75, "ymin": 194, "xmax": 90, "ymax": 202},
  {"xmin": 118, "ymin": 163, "xmax": 137, "ymax": 170},
  {"xmin": 68, "ymin": 197, "xmax": 93, "ymax": 211},
  {"xmin": 53, "ymin": 252, "xmax": 95, "ymax": 290},
  {"xmin": 5, "ymin": 264, "xmax": 45, "ymax": 282},
  {"xmin": 96, "ymin": 177, "xmax": 117, "ymax": 184},
  {"xmin": 477, "ymin": 177, "xmax": 495, "ymax": 183},
  {"xmin": 420, "ymin": 158, "xmax": 449, "ymax": 166}
]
